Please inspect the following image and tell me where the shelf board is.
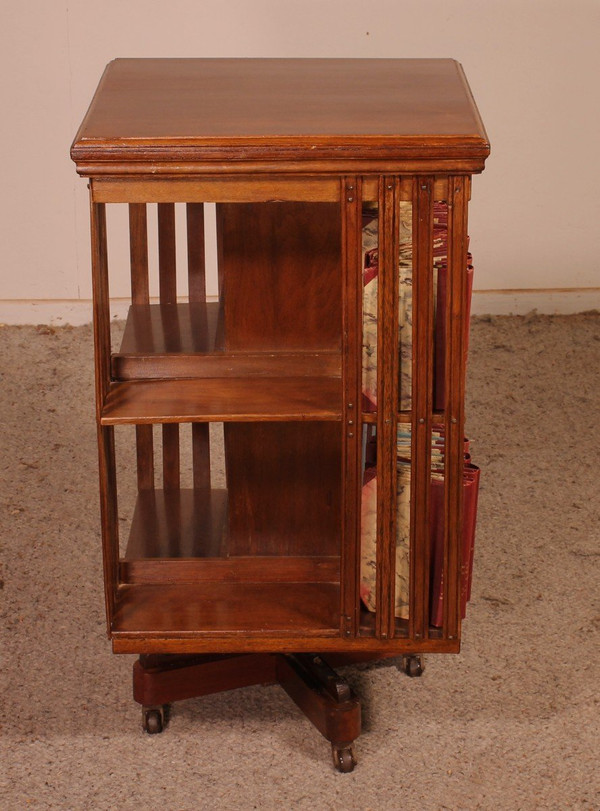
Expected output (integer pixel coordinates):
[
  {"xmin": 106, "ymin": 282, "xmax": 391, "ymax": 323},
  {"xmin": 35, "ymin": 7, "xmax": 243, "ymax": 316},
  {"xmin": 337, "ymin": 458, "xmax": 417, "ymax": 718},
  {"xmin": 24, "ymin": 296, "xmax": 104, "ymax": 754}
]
[
  {"xmin": 101, "ymin": 376, "xmax": 342, "ymax": 424},
  {"xmin": 121, "ymin": 556, "xmax": 341, "ymax": 586},
  {"xmin": 120, "ymin": 488, "xmax": 340, "ymax": 586},
  {"xmin": 112, "ymin": 582, "xmax": 341, "ymax": 637},
  {"xmin": 113, "ymin": 303, "xmax": 341, "ymax": 380},
  {"xmin": 124, "ymin": 488, "xmax": 228, "ymax": 560}
]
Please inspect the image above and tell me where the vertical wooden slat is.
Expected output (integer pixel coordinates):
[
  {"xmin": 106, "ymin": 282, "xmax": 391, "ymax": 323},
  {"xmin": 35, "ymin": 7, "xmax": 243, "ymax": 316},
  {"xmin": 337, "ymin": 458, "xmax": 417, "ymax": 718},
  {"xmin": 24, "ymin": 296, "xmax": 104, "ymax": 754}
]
[
  {"xmin": 341, "ymin": 177, "xmax": 362, "ymax": 638},
  {"xmin": 158, "ymin": 203, "xmax": 180, "ymax": 489},
  {"xmin": 187, "ymin": 202, "xmax": 211, "ymax": 490},
  {"xmin": 129, "ymin": 203, "xmax": 154, "ymax": 491},
  {"xmin": 443, "ymin": 176, "xmax": 469, "ymax": 640},
  {"xmin": 187, "ymin": 202, "xmax": 206, "ymax": 301},
  {"xmin": 97, "ymin": 426, "xmax": 119, "ymax": 631},
  {"xmin": 90, "ymin": 198, "xmax": 118, "ymax": 627},
  {"xmin": 376, "ymin": 177, "xmax": 400, "ymax": 640},
  {"xmin": 90, "ymin": 201, "xmax": 111, "ymax": 413},
  {"xmin": 191, "ymin": 424, "xmax": 210, "ymax": 490},
  {"xmin": 162, "ymin": 423, "xmax": 181, "ymax": 490},
  {"xmin": 409, "ymin": 177, "xmax": 435, "ymax": 642},
  {"xmin": 129, "ymin": 203, "xmax": 150, "ymax": 303},
  {"xmin": 158, "ymin": 203, "xmax": 177, "ymax": 303}
]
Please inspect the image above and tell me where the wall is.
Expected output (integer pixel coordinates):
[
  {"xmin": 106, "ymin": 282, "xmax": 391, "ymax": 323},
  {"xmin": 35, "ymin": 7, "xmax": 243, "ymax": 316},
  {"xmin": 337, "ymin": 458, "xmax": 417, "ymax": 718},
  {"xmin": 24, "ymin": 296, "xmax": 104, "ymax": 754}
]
[{"xmin": 1, "ymin": 0, "xmax": 598, "ymax": 323}]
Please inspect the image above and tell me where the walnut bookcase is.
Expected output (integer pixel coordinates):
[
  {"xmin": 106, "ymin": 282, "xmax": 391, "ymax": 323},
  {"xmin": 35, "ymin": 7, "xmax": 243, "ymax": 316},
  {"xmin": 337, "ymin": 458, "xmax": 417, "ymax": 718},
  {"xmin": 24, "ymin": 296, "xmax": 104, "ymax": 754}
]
[{"xmin": 71, "ymin": 58, "xmax": 489, "ymax": 771}]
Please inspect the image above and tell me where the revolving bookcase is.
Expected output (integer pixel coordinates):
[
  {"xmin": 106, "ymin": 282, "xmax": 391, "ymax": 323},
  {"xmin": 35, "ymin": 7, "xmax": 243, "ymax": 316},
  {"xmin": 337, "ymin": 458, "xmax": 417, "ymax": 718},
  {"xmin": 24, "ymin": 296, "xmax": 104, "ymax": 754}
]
[{"xmin": 71, "ymin": 58, "xmax": 490, "ymax": 772}]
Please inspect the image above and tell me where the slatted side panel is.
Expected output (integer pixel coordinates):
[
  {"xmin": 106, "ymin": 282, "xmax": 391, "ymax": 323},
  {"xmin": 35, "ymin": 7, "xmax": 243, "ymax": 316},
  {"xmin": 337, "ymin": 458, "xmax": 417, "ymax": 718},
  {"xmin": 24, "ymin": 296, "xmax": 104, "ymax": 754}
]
[
  {"xmin": 157, "ymin": 203, "xmax": 180, "ymax": 490},
  {"xmin": 443, "ymin": 177, "xmax": 469, "ymax": 640},
  {"xmin": 128, "ymin": 203, "xmax": 154, "ymax": 490},
  {"xmin": 375, "ymin": 177, "xmax": 400, "ymax": 640},
  {"xmin": 409, "ymin": 177, "xmax": 435, "ymax": 642},
  {"xmin": 187, "ymin": 203, "xmax": 211, "ymax": 491},
  {"xmin": 90, "ymin": 200, "xmax": 119, "ymax": 626},
  {"xmin": 341, "ymin": 176, "xmax": 362, "ymax": 637}
]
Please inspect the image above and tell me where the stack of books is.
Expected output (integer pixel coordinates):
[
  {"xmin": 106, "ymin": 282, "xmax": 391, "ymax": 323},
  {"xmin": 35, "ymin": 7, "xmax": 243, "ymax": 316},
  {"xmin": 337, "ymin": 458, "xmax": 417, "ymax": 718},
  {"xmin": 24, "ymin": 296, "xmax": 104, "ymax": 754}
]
[{"xmin": 360, "ymin": 203, "xmax": 479, "ymax": 626}]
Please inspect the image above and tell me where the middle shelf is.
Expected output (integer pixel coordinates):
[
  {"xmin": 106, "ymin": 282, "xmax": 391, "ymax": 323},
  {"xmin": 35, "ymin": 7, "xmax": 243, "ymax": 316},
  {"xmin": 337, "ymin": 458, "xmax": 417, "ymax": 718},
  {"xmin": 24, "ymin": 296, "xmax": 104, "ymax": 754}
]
[
  {"xmin": 101, "ymin": 377, "xmax": 342, "ymax": 424},
  {"xmin": 103, "ymin": 302, "xmax": 343, "ymax": 424}
]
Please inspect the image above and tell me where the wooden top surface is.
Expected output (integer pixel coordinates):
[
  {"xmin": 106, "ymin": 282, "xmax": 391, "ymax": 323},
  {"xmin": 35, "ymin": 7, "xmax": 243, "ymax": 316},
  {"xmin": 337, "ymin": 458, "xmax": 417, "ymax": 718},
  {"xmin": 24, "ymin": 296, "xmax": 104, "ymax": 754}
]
[{"xmin": 71, "ymin": 59, "xmax": 489, "ymax": 171}]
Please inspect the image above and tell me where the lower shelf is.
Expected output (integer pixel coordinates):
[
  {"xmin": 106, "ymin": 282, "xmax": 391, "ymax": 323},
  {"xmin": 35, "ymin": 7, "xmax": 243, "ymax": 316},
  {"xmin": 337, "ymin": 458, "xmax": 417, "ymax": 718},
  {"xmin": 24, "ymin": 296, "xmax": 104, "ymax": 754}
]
[
  {"xmin": 120, "ymin": 488, "xmax": 341, "ymax": 585},
  {"xmin": 112, "ymin": 583, "xmax": 341, "ymax": 638}
]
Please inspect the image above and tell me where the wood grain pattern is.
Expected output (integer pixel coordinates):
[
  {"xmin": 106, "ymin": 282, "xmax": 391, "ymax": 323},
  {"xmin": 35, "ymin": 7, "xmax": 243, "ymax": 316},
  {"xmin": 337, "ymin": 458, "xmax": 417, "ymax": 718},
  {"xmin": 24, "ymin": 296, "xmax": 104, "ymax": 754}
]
[
  {"xmin": 186, "ymin": 203, "xmax": 210, "ymax": 492},
  {"xmin": 340, "ymin": 176, "xmax": 362, "ymax": 637},
  {"xmin": 363, "ymin": 177, "xmax": 449, "ymax": 202},
  {"xmin": 90, "ymin": 201, "xmax": 110, "ymax": 415},
  {"xmin": 276, "ymin": 655, "xmax": 361, "ymax": 745},
  {"xmin": 97, "ymin": 425, "xmax": 119, "ymax": 627},
  {"xmin": 117, "ymin": 302, "xmax": 218, "ymax": 357},
  {"xmin": 101, "ymin": 377, "xmax": 342, "ymax": 424},
  {"xmin": 375, "ymin": 177, "xmax": 401, "ymax": 640},
  {"xmin": 161, "ymin": 423, "xmax": 180, "ymax": 490},
  {"xmin": 112, "ymin": 626, "xmax": 461, "ymax": 656},
  {"xmin": 83, "ymin": 158, "xmax": 487, "ymax": 178},
  {"xmin": 409, "ymin": 178, "xmax": 435, "ymax": 641},
  {"xmin": 217, "ymin": 202, "xmax": 342, "ymax": 352},
  {"xmin": 121, "ymin": 556, "xmax": 340, "ymax": 586},
  {"xmin": 157, "ymin": 202, "xmax": 180, "ymax": 490},
  {"xmin": 157, "ymin": 203, "xmax": 177, "ymax": 304},
  {"xmin": 92, "ymin": 177, "xmax": 340, "ymax": 203},
  {"xmin": 443, "ymin": 176, "xmax": 469, "ymax": 640},
  {"xmin": 112, "ymin": 582, "xmax": 341, "ymax": 635},
  {"xmin": 135, "ymin": 426, "xmax": 154, "ymax": 491},
  {"xmin": 114, "ymin": 350, "xmax": 342, "ymax": 381},
  {"xmin": 186, "ymin": 202, "xmax": 206, "ymax": 302},
  {"xmin": 128, "ymin": 203, "xmax": 154, "ymax": 490},
  {"xmin": 133, "ymin": 653, "xmax": 278, "ymax": 705},
  {"xmin": 90, "ymin": 199, "xmax": 119, "ymax": 627},
  {"xmin": 224, "ymin": 422, "xmax": 341, "ymax": 557},
  {"xmin": 112, "ymin": 303, "xmax": 341, "ymax": 380},
  {"xmin": 124, "ymin": 488, "xmax": 227, "ymax": 560},
  {"xmin": 192, "ymin": 423, "xmax": 211, "ymax": 491},
  {"xmin": 72, "ymin": 59, "xmax": 490, "ymax": 175}
]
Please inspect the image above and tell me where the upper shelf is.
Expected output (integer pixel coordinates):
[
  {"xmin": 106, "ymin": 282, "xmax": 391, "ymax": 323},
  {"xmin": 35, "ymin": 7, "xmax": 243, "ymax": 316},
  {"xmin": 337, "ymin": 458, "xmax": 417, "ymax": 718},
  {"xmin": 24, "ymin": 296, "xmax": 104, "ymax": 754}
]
[{"xmin": 71, "ymin": 59, "xmax": 490, "ymax": 176}]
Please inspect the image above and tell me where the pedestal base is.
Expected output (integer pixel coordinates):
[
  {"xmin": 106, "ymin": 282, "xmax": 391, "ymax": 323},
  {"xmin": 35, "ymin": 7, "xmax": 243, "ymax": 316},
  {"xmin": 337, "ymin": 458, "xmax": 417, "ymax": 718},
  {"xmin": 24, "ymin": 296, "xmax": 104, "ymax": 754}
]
[{"xmin": 133, "ymin": 652, "xmax": 361, "ymax": 772}]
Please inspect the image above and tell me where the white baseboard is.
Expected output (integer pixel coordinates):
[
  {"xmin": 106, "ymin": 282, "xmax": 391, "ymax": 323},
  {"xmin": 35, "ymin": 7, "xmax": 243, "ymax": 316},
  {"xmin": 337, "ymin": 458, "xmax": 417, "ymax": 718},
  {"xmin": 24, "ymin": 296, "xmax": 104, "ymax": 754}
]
[
  {"xmin": 0, "ymin": 299, "xmax": 128, "ymax": 326},
  {"xmin": 1, "ymin": 289, "xmax": 599, "ymax": 326},
  {"xmin": 471, "ymin": 288, "xmax": 600, "ymax": 316}
]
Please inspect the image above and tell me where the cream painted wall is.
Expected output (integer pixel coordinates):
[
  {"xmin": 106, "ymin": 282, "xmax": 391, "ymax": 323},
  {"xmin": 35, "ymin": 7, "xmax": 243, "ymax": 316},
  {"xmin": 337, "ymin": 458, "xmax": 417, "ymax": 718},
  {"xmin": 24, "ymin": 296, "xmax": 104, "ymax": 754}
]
[{"xmin": 1, "ymin": 0, "xmax": 599, "ymax": 322}]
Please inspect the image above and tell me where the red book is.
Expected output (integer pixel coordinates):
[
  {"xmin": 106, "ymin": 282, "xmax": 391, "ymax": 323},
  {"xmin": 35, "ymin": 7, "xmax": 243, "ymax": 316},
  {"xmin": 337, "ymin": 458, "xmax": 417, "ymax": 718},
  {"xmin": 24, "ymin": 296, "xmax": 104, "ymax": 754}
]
[
  {"xmin": 434, "ymin": 262, "xmax": 474, "ymax": 412},
  {"xmin": 429, "ymin": 463, "xmax": 480, "ymax": 627}
]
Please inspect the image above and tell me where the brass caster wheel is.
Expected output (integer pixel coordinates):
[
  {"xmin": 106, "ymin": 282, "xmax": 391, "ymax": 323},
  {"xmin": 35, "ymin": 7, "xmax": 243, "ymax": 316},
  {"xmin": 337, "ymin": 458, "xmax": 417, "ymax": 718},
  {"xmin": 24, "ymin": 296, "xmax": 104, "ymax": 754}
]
[
  {"xmin": 332, "ymin": 744, "xmax": 356, "ymax": 773},
  {"xmin": 401, "ymin": 655, "xmax": 424, "ymax": 678},
  {"xmin": 142, "ymin": 704, "xmax": 168, "ymax": 734}
]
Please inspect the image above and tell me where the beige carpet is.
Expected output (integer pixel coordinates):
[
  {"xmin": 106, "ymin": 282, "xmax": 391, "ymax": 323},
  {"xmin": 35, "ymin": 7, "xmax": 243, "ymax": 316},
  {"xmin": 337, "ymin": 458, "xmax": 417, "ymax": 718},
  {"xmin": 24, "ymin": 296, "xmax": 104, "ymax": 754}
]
[{"xmin": 1, "ymin": 314, "xmax": 599, "ymax": 810}]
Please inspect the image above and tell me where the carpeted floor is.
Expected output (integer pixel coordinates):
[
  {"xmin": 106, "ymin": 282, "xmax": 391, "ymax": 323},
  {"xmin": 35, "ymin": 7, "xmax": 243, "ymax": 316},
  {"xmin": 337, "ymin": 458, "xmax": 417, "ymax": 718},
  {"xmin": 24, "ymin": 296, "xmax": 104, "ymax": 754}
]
[{"xmin": 1, "ymin": 314, "xmax": 599, "ymax": 810}]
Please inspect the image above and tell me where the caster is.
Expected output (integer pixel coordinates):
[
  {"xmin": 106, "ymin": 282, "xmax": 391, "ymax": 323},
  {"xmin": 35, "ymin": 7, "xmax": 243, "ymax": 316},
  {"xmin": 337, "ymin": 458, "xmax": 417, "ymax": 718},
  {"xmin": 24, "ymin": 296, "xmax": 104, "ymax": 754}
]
[
  {"xmin": 332, "ymin": 744, "xmax": 356, "ymax": 773},
  {"xmin": 142, "ymin": 704, "xmax": 168, "ymax": 734},
  {"xmin": 401, "ymin": 655, "xmax": 424, "ymax": 678}
]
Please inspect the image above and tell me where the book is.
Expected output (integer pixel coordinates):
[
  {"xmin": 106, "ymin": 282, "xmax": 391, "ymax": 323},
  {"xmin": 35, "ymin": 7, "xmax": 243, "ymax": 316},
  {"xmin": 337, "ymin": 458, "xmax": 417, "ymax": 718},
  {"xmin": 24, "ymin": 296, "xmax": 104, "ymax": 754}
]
[
  {"xmin": 361, "ymin": 202, "xmax": 413, "ymax": 412},
  {"xmin": 360, "ymin": 426, "xmax": 480, "ymax": 626},
  {"xmin": 429, "ymin": 462, "xmax": 480, "ymax": 627},
  {"xmin": 359, "ymin": 200, "xmax": 480, "ymax": 626},
  {"xmin": 362, "ymin": 201, "xmax": 474, "ymax": 412}
]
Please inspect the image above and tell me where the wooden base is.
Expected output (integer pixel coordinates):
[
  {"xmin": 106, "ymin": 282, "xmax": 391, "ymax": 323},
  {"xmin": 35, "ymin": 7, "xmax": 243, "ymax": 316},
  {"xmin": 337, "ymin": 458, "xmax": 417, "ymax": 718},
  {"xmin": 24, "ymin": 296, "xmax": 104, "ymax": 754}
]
[{"xmin": 133, "ymin": 651, "xmax": 366, "ymax": 772}]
